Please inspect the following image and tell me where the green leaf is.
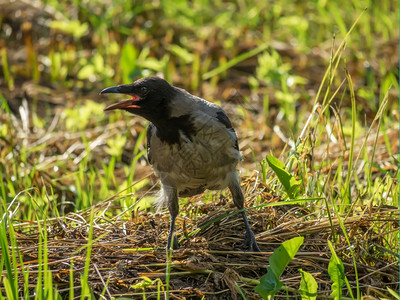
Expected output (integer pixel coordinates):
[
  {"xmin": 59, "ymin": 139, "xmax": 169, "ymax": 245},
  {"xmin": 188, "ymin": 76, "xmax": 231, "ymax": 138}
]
[
  {"xmin": 2, "ymin": 277, "xmax": 14, "ymax": 300},
  {"xmin": 270, "ymin": 237, "xmax": 304, "ymax": 278},
  {"xmin": 203, "ymin": 42, "xmax": 268, "ymax": 80},
  {"xmin": 387, "ymin": 287, "xmax": 400, "ymax": 300},
  {"xmin": 77, "ymin": 65, "xmax": 96, "ymax": 80},
  {"xmin": 93, "ymin": 53, "xmax": 105, "ymax": 72},
  {"xmin": 120, "ymin": 43, "xmax": 138, "ymax": 84},
  {"xmin": 131, "ymin": 276, "xmax": 154, "ymax": 289},
  {"xmin": 255, "ymin": 269, "xmax": 283, "ymax": 299},
  {"xmin": 266, "ymin": 155, "xmax": 300, "ymax": 198},
  {"xmin": 266, "ymin": 155, "xmax": 290, "ymax": 189},
  {"xmin": 166, "ymin": 44, "xmax": 194, "ymax": 64},
  {"xmin": 64, "ymin": 100, "xmax": 105, "ymax": 131},
  {"xmin": 327, "ymin": 241, "xmax": 345, "ymax": 300},
  {"xmin": 50, "ymin": 20, "xmax": 88, "ymax": 39},
  {"xmin": 105, "ymin": 134, "xmax": 127, "ymax": 159},
  {"xmin": 298, "ymin": 269, "xmax": 318, "ymax": 300},
  {"xmin": 133, "ymin": 196, "xmax": 156, "ymax": 211},
  {"xmin": 0, "ymin": 222, "xmax": 17, "ymax": 299},
  {"xmin": 260, "ymin": 159, "xmax": 267, "ymax": 182},
  {"xmin": 288, "ymin": 177, "xmax": 301, "ymax": 198},
  {"xmin": 255, "ymin": 237, "xmax": 304, "ymax": 299},
  {"xmin": 139, "ymin": 58, "xmax": 166, "ymax": 72}
]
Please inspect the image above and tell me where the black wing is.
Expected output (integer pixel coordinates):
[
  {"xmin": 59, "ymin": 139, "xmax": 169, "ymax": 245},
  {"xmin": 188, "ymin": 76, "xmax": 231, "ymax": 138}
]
[
  {"xmin": 216, "ymin": 110, "xmax": 239, "ymax": 151},
  {"xmin": 146, "ymin": 123, "xmax": 155, "ymax": 164}
]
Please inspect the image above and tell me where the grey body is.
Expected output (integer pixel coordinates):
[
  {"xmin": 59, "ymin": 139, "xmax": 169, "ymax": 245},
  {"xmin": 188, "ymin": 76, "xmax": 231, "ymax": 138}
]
[
  {"xmin": 148, "ymin": 89, "xmax": 240, "ymax": 200},
  {"xmin": 101, "ymin": 77, "xmax": 259, "ymax": 251}
]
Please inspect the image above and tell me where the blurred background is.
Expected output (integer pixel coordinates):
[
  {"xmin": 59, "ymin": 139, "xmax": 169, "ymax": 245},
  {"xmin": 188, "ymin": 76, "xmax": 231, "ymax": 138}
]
[{"xmin": 0, "ymin": 0, "xmax": 398, "ymax": 215}]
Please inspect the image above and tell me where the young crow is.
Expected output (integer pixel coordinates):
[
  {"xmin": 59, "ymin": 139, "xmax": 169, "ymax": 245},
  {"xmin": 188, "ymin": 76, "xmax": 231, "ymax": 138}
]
[{"xmin": 101, "ymin": 76, "xmax": 260, "ymax": 251}]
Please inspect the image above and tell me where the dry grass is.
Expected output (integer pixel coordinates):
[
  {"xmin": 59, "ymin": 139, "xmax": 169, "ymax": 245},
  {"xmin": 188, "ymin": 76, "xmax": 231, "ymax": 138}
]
[{"xmin": 10, "ymin": 172, "xmax": 399, "ymax": 299}]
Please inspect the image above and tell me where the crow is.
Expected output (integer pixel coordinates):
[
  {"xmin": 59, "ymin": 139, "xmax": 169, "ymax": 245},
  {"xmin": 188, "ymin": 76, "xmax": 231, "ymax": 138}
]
[{"xmin": 101, "ymin": 76, "xmax": 260, "ymax": 251}]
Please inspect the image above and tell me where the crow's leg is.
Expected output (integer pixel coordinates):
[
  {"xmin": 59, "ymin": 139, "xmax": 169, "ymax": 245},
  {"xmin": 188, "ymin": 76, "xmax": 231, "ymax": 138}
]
[
  {"xmin": 164, "ymin": 185, "xmax": 180, "ymax": 250},
  {"xmin": 228, "ymin": 176, "xmax": 260, "ymax": 252}
]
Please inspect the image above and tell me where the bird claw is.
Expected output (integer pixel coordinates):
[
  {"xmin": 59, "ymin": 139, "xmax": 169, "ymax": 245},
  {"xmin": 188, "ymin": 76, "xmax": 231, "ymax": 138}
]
[
  {"xmin": 166, "ymin": 234, "xmax": 180, "ymax": 250},
  {"xmin": 237, "ymin": 230, "xmax": 260, "ymax": 252}
]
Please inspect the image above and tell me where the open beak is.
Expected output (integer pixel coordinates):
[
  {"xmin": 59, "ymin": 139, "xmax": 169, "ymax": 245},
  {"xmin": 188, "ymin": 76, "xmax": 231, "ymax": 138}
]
[{"xmin": 100, "ymin": 86, "xmax": 140, "ymax": 111}]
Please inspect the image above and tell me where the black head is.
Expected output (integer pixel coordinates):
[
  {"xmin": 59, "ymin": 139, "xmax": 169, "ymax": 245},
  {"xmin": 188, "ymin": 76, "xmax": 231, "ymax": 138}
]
[{"xmin": 100, "ymin": 76, "xmax": 176, "ymax": 124}]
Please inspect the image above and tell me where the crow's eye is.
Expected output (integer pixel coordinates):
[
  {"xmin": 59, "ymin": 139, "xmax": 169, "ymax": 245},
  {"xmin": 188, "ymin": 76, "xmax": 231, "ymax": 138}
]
[{"xmin": 140, "ymin": 86, "xmax": 148, "ymax": 94}]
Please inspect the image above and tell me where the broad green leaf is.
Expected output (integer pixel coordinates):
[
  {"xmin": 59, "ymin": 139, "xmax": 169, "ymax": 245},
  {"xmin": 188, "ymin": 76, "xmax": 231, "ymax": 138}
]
[
  {"xmin": 255, "ymin": 237, "xmax": 304, "ymax": 299},
  {"xmin": 299, "ymin": 269, "xmax": 318, "ymax": 300},
  {"xmin": 266, "ymin": 155, "xmax": 291, "ymax": 190},
  {"xmin": 255, "ymin": 269, "xmax": 283, "ymax": 299},
  {"xmin": 270, "ymin": 237, "xmax": 304, "ymax": 279},
  {"xmin": 266, "ymin": 155, "xmax": 300, "ymax": 198},
  {"xmin": 288, "ymin": 177, "xmax": 301, "ymax": 197}
]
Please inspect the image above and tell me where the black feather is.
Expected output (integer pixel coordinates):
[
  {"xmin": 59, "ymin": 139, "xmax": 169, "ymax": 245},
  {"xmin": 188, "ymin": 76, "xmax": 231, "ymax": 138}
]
[{"xmin": 216, "ymin": 110, "xmax": 239, "ymax": 151}]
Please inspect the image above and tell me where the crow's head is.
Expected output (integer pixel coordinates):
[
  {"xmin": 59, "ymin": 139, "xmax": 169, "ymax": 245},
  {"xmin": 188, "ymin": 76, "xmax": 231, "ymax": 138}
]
[{"xmin": 101, "ymin": 76, "xmax": 176, "ymax": 123}]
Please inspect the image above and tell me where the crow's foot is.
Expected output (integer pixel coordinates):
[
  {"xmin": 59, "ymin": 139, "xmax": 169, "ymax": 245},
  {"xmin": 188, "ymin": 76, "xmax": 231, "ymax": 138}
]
[{"xmin": 237, "ymin": 229, "xmax": 260, "ymax": 252}]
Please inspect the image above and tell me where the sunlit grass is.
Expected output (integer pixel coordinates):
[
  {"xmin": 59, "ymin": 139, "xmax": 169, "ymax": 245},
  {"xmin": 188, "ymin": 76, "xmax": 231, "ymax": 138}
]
[{"xmin": 0, "ymin": 0, "xmax": 398, "ymax": 298}]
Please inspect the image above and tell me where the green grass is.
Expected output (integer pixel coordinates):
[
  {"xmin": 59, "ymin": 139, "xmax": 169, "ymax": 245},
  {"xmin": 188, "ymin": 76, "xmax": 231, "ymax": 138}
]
[{"xmin": 0, "ymin": 0, "xmax": 399, "ymax": 298}]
